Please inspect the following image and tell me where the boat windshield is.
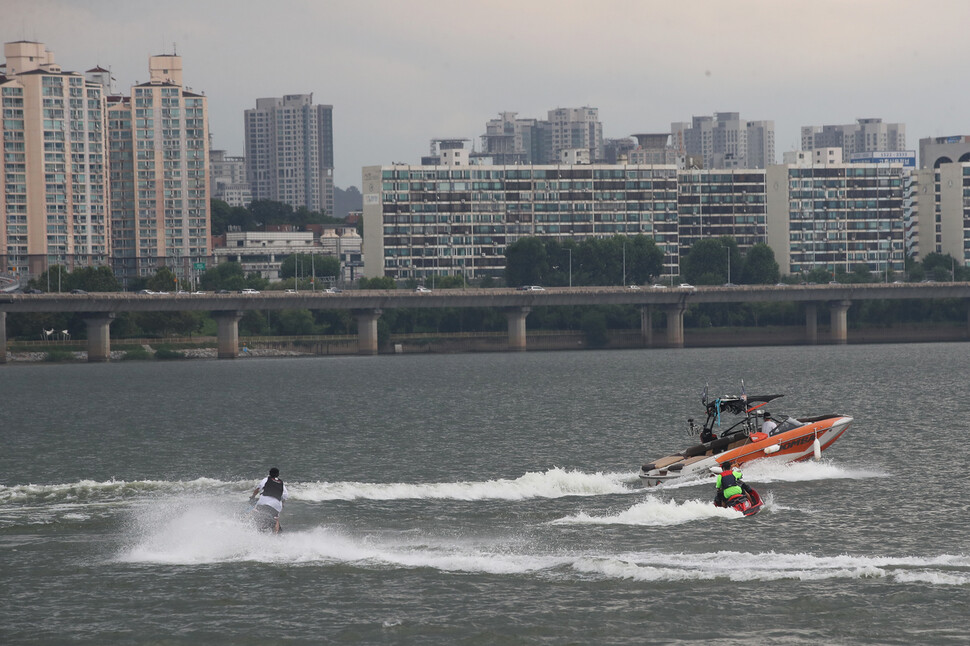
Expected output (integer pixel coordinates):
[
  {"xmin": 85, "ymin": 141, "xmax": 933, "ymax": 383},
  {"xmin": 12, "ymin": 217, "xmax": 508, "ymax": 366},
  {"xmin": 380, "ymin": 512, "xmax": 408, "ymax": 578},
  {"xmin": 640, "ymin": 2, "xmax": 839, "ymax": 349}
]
[{"xmin": 773, "ymin": 417, "xmax": 803, "ymax": 435}]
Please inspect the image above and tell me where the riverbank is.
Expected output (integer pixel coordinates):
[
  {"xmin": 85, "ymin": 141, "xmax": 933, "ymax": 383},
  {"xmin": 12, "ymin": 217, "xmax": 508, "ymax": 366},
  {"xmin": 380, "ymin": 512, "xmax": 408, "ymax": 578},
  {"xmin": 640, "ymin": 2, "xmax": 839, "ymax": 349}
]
[{"xmin": 4, "ymin": 321, "xmax": 967, "ymax": 363}]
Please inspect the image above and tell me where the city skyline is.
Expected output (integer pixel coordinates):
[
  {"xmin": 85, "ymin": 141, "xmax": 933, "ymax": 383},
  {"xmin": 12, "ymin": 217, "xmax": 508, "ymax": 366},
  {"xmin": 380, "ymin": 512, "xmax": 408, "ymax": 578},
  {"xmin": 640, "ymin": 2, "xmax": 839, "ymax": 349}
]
[{"xmin": 6, "ymin": 0, "xmax": 970, "ymax": 189}]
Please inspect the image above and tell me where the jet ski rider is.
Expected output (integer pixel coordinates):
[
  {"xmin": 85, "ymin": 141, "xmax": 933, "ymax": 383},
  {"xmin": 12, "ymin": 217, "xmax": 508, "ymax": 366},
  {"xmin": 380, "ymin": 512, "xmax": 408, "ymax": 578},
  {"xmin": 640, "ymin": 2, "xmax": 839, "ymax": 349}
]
[
  {"xmin": 251, "ymin": 467, "xmax": 288, "ymax": 533},
  {"xmin": 714, "ymin": 460, "xmax": 753, "ymax": 507}
]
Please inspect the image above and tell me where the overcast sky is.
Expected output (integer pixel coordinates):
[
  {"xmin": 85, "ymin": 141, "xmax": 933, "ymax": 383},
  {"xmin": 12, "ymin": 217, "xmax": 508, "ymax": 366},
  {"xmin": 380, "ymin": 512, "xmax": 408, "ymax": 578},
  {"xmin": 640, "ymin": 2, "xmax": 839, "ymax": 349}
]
[{"xmin": 7, "ymin": 0, "xmax": 970, "ymax": 189}]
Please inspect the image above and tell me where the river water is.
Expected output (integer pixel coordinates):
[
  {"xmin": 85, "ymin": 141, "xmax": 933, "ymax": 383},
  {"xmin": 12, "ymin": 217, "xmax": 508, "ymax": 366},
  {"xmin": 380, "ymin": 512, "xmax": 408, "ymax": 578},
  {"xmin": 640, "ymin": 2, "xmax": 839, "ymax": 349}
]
[{"xmin": 1, "ymin": 344, "xmax": 968, "ymax": 644}]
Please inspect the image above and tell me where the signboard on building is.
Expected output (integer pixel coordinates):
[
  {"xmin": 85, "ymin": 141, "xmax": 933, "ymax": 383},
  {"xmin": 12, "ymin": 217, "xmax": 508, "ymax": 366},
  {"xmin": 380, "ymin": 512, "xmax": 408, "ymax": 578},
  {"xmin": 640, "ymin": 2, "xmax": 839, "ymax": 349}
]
[{"xmin": 848, "ymin": 151, "xmax": 916, "ymax": 167}]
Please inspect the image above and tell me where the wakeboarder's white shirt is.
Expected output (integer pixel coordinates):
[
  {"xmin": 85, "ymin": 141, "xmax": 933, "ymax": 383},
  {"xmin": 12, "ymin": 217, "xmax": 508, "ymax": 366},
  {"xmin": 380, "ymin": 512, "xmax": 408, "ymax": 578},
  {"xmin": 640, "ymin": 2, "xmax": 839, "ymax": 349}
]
[{"xmin": 254, "ymin": 476, "xmax": 289, "ymax": 513}]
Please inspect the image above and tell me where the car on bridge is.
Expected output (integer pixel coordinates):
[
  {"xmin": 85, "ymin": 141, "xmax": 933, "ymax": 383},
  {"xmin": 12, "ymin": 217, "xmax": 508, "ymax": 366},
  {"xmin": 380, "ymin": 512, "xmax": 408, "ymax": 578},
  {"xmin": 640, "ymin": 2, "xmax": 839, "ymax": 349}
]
[
  {"xmin": 241, "ymin": 288, "xmax": 260, "ymax": 294},
  {"xmin": 415, "ymin": 286, "xmax": 432, "ymax": 293},
  {"xmin": 517, "ymin": 285, "xmax": 545, "ymax": 291}
]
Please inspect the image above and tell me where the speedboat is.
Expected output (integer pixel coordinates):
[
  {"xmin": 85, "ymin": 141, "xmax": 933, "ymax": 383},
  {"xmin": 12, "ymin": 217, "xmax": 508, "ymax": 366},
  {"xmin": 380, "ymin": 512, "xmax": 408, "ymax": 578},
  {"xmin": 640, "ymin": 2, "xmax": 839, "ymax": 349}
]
[{"xmin": 639, "ymin": 390, "xmax": 852, "ymax": 487}]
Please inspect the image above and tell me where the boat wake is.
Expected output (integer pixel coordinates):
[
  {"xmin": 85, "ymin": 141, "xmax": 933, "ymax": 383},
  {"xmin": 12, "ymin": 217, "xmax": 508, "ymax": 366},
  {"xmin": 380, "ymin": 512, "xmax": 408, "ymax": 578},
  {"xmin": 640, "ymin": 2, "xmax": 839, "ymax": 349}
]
[
  {"xmin": 114, "ymin": 503, "xmax": 970, "ymax": 586},
  {"xmin": 295, "ymin": 467, "xmax": 641, "ymax": 501},
  {"xmin": 553, "ymin": 497, "xmax": 725, "ymax": 526},
  {"xmin": 550, "ymin": 494, "xmax": 777, "ymax": 526},
  {"xmin": 658, "ymin": 459, "xmax": 886, "ymax": 491}
]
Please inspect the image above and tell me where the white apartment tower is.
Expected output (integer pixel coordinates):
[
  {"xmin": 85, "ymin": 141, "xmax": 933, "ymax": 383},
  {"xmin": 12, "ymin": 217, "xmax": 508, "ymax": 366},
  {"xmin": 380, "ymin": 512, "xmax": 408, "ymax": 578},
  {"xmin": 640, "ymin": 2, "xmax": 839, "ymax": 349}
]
[
  {"xmin": 210, "ymin": 149, "xmax": 251, "ymax": 207},
  {"xmin": 106, "ymin": 53, "xmax": 211, "ymax": 283},
  {"xmin": 671, "ymin": 112, "xmax": 775, "ymax": 169},
  {"xmin": 801, "ymin": 118, "xmax": 906, "ymax": 157},
  {"xmin": 244, "ymin": 94, "xmax": 334, "ymax": 216},
  {"xmin": 480, "ymin": 108, "xmax": 603, "ymax": 164},
  {"xmin": 0, "ymin": 41, "xmax": 109, "ymax": 277},
  {"xmin": 546, "ymin": 107, "xmax": 603, "ymax": 164}
]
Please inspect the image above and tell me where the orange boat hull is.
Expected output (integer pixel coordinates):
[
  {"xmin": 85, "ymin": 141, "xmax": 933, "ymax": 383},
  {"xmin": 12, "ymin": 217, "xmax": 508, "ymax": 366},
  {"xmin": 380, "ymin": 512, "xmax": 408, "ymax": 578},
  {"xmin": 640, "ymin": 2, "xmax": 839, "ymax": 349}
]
[{"xmin": 639, "ymin": 414, "xmax": 852, "ymax": 486}]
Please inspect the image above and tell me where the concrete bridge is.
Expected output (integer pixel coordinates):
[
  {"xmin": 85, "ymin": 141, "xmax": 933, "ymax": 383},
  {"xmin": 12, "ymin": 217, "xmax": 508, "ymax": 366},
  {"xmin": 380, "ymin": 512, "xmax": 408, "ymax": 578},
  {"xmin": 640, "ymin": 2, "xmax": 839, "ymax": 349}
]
[{"xmin": 2, "ymin": 283, "xmax": 969, "ymax": 362}]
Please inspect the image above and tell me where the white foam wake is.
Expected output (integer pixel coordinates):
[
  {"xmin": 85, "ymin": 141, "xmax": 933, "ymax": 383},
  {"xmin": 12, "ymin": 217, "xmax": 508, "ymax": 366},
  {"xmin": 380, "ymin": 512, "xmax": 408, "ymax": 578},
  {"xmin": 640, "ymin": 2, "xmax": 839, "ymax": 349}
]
[
  {"xmin": 658, "ymin": 459, "xmax": 886, "ymax": 491},
  {"xmin": 0, "ymin": 477, "xmax": 234, "ymax": 504},
  {"xmin": 572, "ymin": 550, "xmax": 970, "ymax": 585},
  {"xmin": 552, "ymin": 496, "xmax": 735, "ymax": 526},
  {"xmin": 295, "ymin": 468, "xmax": 640, "ymax": 501},
  {"xmin": 116, "ymin": 505, "xmax": 970, "ymax": 587},
  {"xmin": 740, "ymin": 459, "xmax": 886, "ymax": 483}
]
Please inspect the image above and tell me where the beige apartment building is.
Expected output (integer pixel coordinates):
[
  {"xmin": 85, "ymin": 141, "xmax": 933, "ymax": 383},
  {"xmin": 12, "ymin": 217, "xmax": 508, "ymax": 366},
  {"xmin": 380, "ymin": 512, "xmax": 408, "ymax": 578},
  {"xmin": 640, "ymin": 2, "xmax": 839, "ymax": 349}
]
[
  {"xmin": 107, "ymin": 54, "xmax": 210, "ymax": 284},
  {"xmin": 0, "ymin": 41, "xmax": 109, "ymax": 277}
]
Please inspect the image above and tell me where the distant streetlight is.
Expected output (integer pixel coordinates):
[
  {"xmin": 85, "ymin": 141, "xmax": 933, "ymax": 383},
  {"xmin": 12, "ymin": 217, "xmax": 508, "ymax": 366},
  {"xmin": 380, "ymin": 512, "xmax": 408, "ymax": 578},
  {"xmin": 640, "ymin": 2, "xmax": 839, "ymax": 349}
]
[
  {"xmin": 885, "ymin": 237, "xmax": 891, "ymax": 283},
  {"xmin": 622, "ymin": 242, "xmax": 626, "ymax": 286},
  {"xmin": 562, "ymin": 248, "xmax": 573, "ymax": 287}
]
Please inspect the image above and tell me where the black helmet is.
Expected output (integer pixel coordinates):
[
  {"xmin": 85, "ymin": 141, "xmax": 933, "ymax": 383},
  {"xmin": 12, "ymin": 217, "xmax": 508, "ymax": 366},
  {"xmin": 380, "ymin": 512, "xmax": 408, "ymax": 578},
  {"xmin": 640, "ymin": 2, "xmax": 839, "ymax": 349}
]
[
  {"xmin": 763, "ymin": 412, "xmax": 772, "ymax": 419},
  {"xmin": 269, "ymin": 467, "xmax": 280, "ymax": 478}
]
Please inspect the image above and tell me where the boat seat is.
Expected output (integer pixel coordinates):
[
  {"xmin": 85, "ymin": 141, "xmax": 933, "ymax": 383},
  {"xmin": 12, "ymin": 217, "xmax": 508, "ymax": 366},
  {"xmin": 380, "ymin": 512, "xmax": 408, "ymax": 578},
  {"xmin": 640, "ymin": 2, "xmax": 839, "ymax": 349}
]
[
  {"xmin": 644, "ymin": 455, "xmax": 684, "ymax": 471},
  {"xmin": 653, "ymin": 455, "xmax": 685, "ymax": 469},
  {"xmin": 667, "ymin": 455, "xmax": 708, "ymax": 471}
]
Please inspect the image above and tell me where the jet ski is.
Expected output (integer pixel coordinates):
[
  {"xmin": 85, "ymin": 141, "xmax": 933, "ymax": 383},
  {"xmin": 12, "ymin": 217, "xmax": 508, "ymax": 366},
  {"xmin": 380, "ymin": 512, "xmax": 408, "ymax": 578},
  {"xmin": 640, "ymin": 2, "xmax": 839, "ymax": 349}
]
[
  {"xmin": 715, "ymin": 488, "xmax": 764, "ymax": 517},
  {"xmin": 639, "ymin": 387, "xmax": 852, "ymax": 487}
]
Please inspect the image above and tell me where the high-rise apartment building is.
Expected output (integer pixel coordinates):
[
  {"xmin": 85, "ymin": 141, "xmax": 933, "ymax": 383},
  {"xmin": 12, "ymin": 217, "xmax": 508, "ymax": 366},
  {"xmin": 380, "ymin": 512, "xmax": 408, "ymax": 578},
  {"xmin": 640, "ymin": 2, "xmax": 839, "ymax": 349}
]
[
  {"xmin": 244, "ymin": 94, "xmax": 334, "ymax": 215},
  {"xmin": 210, "ymin": 149, "xmax": 251, "ymax": 207},
  {"xmin": 671, "ymin": 112, "xmax": 775, "ymax": 169},
  {"xmin": 801, "ymin": 118, "xmax": 906, "ymax": 158},
  {"xmin": 546, "ymin": 107, "xmax": 603, "ymax": 164},
  {"xmin": 0, "ymin": 41, "xmax": 109, "ymax": 276},
  {"xmin": 106, "ymin": 54, "xmax": 210, "ymax": 283},
  {"xmin": 480, "ymin": 108, "xmax": 603, "ymax": 165},
  {"xmin": 676, "ymin": 169, "xmax": 767, "ymax": 252},
  {"xmin": 767, "ymin": 157, "xmax": 906, "ymax": 276},
  {"xmin": 480, "ymin": 112, "xmax": 538, "ymax": 165}
]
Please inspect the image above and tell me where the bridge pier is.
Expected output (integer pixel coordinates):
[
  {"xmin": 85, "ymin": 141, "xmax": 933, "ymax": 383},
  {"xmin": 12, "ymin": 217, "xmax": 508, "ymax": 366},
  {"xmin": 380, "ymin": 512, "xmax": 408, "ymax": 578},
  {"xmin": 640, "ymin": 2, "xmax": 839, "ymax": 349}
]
[
  {"xmin": 0, "ymin": 311, "xmax": 6, "ymax": 364},
  {"xmin": 805, "ymin": 303, "xmax": 818, "ymax": 345},
  {"xmin": 505, "ymin": 307, "xmax": 531, "ymax": 351},
  {"xmin": 663, "ymin": 303, "xmax": 687, "ymax": 348},
  {"xmin": 640, "ymin": 305, "xmax": 653, "ymax": 347},
  {"xmin": 213, "ymin": 311, "xmax": 244, "ymax": 359},
  {"xmin": 354, "ymin": 309, "xmax": 382, "ymax": 355},
  {"xmin": 84, "ymin": 314, "xmax": 115, "ymax": 362},
  {"xmin": 829, "ymin": 300, "xmax": 852, "ymax": 344}
]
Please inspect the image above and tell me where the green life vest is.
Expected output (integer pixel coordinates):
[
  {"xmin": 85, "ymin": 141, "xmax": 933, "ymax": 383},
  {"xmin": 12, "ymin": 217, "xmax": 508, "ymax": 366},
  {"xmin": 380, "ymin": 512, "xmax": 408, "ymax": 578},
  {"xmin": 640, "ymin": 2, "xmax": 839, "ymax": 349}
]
[{"xmin": 716, "ymin": 469, "xmax": 744, "ymax": 499}]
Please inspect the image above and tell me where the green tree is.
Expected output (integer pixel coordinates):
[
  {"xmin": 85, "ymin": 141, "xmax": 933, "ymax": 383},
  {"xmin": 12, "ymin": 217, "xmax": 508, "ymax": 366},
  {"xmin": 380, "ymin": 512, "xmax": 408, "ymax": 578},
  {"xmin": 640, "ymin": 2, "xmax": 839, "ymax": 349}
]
[
  {"xmin": 739, "ymin": 243, "xmax": 780, "ymax": 284},
  {"xmin": 68, "ymin": 266, "xmax": 122, "ymax": 292},
  {"xmin": 681, "ymin": 238, "xmax": 733, "ymax": 285},
  {"xmin": 625, "ymin": 235, "xmax": 666, "ymax": 284},
  {"xmin": 359, "ymin": 276, "xmax": 396, "ymax": 289},
  {"xmin": 210, "ymin": 199, "xmax": 232, "ymax": 236},
  {"xmin": 434, "ymin": 274, "xmax": 466, "ymax": 289},
  {"xmin": 279, "ymin": 254, "xmax": 340, "ymax": 280},
  {"xmin": 199, "ymin": 262, "xmax": 248, "ymax": 291},
  {"xmin": 504, "ymin": 237, "xmax": 550, "ymax": 286},
  {"xmin": 276, "ymin": 309, "xmax": 316, "ymax": 335},
  {"xmin": 147, "ymin": 267, "xmax": 179, "ymax": 292},
  {"xmin": 249, "ymin": 200, "xmax": 294, "ymax": 226}
]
